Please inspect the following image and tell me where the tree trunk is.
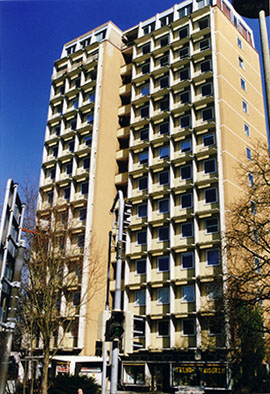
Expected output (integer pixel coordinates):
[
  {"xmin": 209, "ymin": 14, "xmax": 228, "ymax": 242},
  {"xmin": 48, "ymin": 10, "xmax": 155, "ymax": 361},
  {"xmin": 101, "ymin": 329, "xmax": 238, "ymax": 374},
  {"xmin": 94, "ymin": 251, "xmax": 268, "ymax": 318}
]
[{"xmin": 40, "ymin": 345, "xmax": 50, "ymax": 394}]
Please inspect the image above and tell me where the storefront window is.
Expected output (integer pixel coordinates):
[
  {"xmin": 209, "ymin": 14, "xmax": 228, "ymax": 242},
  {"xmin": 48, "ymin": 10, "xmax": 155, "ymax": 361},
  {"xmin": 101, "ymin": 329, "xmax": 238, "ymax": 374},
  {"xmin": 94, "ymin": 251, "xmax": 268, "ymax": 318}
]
[{"xmin": 124, "ymin": 365, "xmax": 145, "ymax": 385}]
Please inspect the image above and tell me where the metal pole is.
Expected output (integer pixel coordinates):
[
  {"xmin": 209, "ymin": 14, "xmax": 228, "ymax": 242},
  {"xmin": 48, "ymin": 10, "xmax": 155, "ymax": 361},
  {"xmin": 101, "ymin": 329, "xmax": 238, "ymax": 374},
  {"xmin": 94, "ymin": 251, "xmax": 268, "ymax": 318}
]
[
  {"xmin": 258, "ymin": 9, "xmax": 270, "ymax": 130},
  {"xmin": 0, "ymin": 242, "xmax": 25, "ymax": 394},
  {"xmin": 110, "ymin": 191, "xmax": 124, "ymax": 394},
  {"xmin": 101, "ymin": 231, "xmax": 113, "ymax": 394}
]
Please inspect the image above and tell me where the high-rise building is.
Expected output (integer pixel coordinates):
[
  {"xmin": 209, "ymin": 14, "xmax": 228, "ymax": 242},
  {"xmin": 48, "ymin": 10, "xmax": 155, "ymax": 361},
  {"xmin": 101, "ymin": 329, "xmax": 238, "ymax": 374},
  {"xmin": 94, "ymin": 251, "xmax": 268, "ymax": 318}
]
[{"xmin": 37, "ymin": 0, "xmax": 267, "ymax": 391}]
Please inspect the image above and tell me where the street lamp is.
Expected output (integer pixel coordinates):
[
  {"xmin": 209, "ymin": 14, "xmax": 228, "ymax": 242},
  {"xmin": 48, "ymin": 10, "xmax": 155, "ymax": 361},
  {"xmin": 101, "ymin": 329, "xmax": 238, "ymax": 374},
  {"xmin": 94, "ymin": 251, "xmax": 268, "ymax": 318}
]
[{"xmin": 232, "ymin": 0, "xmax": 270, "ymax": 129}]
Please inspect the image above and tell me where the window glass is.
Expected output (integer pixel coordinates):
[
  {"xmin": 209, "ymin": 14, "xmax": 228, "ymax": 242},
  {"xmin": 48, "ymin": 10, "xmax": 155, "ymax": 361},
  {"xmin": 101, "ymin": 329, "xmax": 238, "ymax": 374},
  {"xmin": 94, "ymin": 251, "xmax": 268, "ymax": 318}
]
[
  {"xmin": 179, "ymin": 68, "xmax": 190, "ymax": 81},
  {"xmin": 141, "ymin": 84, "xmax": 150, "ymax": 96},
  {"xmin": 83, "ymin": 158, "xmax": 90, "ymax": 169},
  {"xmin": 159, "ymin": 171, "xmax": 170, "ymax": 185},
  {"xmin": 159, "ymin": 145, "xmax": 170, "ymax": 158},
  {"xmin": 179, "ymin": 26, "xmax": 189, "ymax": 39},
  {"xmin": 200, "ymin": 60, "xmax": 211, "ymax": 72},
  {"xmin": 88, "ymin": 92, "xmax": 95, "ymax": 102},
  {"xmin": 201, "ymin": 83, "xmax": 212, "ymax": 96},
  {"xmin": 79, "ymin": 208, "xmax": 87, "ymax": 221},
  {"xmin": 199, "ymin": 18, "xmax": 209, "ymax": 29},
  {"xmin": 142, "ymin": 43, "xmax": 151, "ymax": 54},
  {"xmin": 159, "ymin": 121, "xmax": 170, "ymax": 135},
  {"xmin": 141, "ymin": 62, "xmax": 150, "ymax": 74},
  {"xmin": 181, "ymin": 222, "xmax": 193, "ymax": 237},
  {"xmin": 244, "ymin": 123, "xmax": 250, "ymax": 137},
  {"xmin": 209, "ymin": 317, "xmax": 223, "ymax": 335},
  {"xmin": 180, "ymin": 193, "xmax": 192, "ymax": 209},
  {"xmin": 203, "ymin": 133, "xmax": 215, "ymax": 146},
  {"xmin": 159, "ymin": 96, "xmax": 169, "ymax": 111},
  {"xmin": 183, "ymin": 319, "xmax": 195, "ymax": 335},
  {"xmin": 160, "ymin": 54, "xmax": 169, "ymax": 66},
  {"xmin": 140, "ymin": 128, "xmax": 149, "ymax": 140},
  {"xmin": 137, "ymin": 204, "xmax": 147, "ymax": 217},
  {"xmin": 158, "ymin": 321, "xmax": 169, "ymax": 336},
  {"xmin": 242, "ymin": 100, "xmax": 248, "ymax": 113},
  {"xmin": 158, "ymin": 256, "xmax": 169, "ymax": 271},
  {"xmin": 179, "ymin": 46, "xmax": 189, "ymax": 59},
  {"xmin": 157, "ymin": 288, "xmax": 170, "ymax": 304},
  {"xmin": 205, "ymin": 218, "xmax": 218, "ymax": 233},
  {"xmin": 237, "ymin": 37, "xmax": 243, "ymax": 49},
  {"xmin": 66, "ymin": 162, "xmax": 73, "ymax": 175},
  {"xmin": 138, "ymin": 177, "xmax": 148, "ymax": 190},
  {"xmin": 158, "ymin": 227, "xmax": 169, "ymax": 241},
  {"xmin": 160, "ymin": 35, "xmax": 169, "ymax": 47},
  {"xmin": 239, "ymin": 57, "xmax": 244, "ymax": 69},
  {"xmin": 202, "ymin": 108, "xmax": 213, "ymax": 121},
  {"xmin": 181, "ymin": 285, "xmax": 195, "ymax": 302},
  {"xmin": 240, "ymin": 78, "xmax": 246, "ymax": 91},
  {"xmin": 159, "ymin": 199, "xmax": 169, "ymax": 213},
  {"xmin": 139, "ymin": 151, "xmax": 148, "ymax": 164},
  {"xmin": 246, "ymin": 147, "xmax": 252, "ymax": 160},
  {"xmin": 180, "ymin": 165, "xmax": 192, "ymax": 180},
  {"xmin": 181, "ymin": 252, "xmax": 194, "ymax": 269},
  {"xmin": 205, "ymin": 188, "xmax": 217, "ymax": 203},
  {"xmin": 135, "ymin": 290, "xmax": 145, "ymax": 306},
  {"xmin": 203, "ymin": 159, "xmax": 216, "ymax": 174},
  {"xmin": 180, "ymin": 140, "xmax": 191, "ymax": 152},
  {"xmin": 136, "ymin": 259, "xmax": 146, "ymax": 274},
  {"xmin": 137, "ymin": 231, "xmax": 147, "ymax": 244},
  {"xmin": 64, "ymin": 187, "xmax": 70, "ymax": 200},
  {"xmin": 248, "ymin": 173, "xmax": 254, "ymax": 187},
  {"xmin": 179, "ymin": 90, "xmax": 190, "ymax": 103},
  {"xmin": 180, "ymin": 115, "xmax": 190, "ymax": 128},
  {"xmin": 159, "ymin": 75, "xmax": 169, "ymax": 88},
  {"xmin": 199, "ymin": 38, "xmax": 210, "ymax": 51},
  {"xmin": 140, "ymin": 105, "xmax": 149, "ymax": 118},
  {"xmin": 81, "ymin": 182, "xmax": 89, "ymax": 195}
]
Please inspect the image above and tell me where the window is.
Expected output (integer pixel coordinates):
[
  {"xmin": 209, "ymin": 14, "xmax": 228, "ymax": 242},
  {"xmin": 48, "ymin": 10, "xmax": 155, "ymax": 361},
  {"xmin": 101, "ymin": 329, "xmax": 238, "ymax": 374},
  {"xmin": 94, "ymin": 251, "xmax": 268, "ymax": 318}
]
[
  {"xmin": 83, "ymin": 134, "xmax": 92, "ymax": 146},
  {"xmin": 242, "ymin": 100, "xmax": 248, "ymax": 114},
  {"xmin": 83, "ymin": 157, "xmax": 90, "ymax": 169},
  {"xmin": 203, "ymin": 133, "xmax": 215, "ymax": 146},
  {"xmin": 206, "ymin": 249, "xmax": 219, "ymax": 265},
  {"xmin": 68, "ymin": 140, "xmax": 75, "ymax": 152},
  {"xmin": 141, "ymin": 61, "xmax": 150, "ymax": 74},
  {"xmin": 179, "ymin": 3, "xmax": 192, "ymax": 17},
  {"xmin": 160, "ymin": 13, "xmax": 173, "ymax": 27},
  {"xmin": 160, "ymin": 35, "xmax": 169, "ymax": 47},
  {"xmin": 207, "ymin": 283, "xmax": 221, "ymax": 300},
  {"xmin": 158, "ymin": 226, "xmax": 169, "ymax": 241},
  {"xmin": 95, "ymin": 30, "xmax": 106, "ymax": 41},
  {"xmin": 239, "ymin": 57, "xmax": 244, "ymax": 69},
  {"xmin": 179, "ymin": 90, "xmax": 190, "ymax": 104},
  {"xmin": 159, "ymin": 145, "xmax": 169, "ymax": 159},
  {"xmin": 199, "ymin": 38, "xmax": 210, "ymax": 51},
  {"xmin": 138, "ymin": 176, "xmax": 148, "ymax": 190},
  {"xmin": 203, "ymin": 158, "xmax": 216, "ymax": 174},
  {"xmin": 240, "ymin": 78, "xmax": 246, "ymax": 91},
  {"xmin": 143, "ymin": 23, "xmax": 155, "ymax": 35},
  {"xmin": 179, "ymin": 68, "xmax": 190, "ymax": 81},
  {"xmin": 74, "ymin": 78, "xmax": 81, "ymax": 88},
  {"xmin": 197, "ymin": 0, "xmax": 211, "ymax": 9},
  {"xmin": 56, "ymin": 104, "xmax": 62, "ymax": 114},
  {"xmin": 181, "ymin": 222, "xmax": 193, "ymax": 238},
  {"xmin": 181, "ymin": 285, "xmax": 195, "ymax": 302},
  {"xmin": 137, "ymin": 203, "xmax": 147, "ymax": 218},
  {"xmin": 209, "ymin": 317, "xmax": 223, "ymax": 335},
  {"xmin": 180, "ymin": 193, "xmax": 193, "ymax": 209},
  {"xmin": 52, "ymin": 146, "xmax": 58, "ymax": 157},
  {"xmin": 72, "ymin": 292, "xmax": 81, "ymax": 306},
  {"xmin": 141, "ymin": 84, "xmax": 150, "ymax": 96},
  {"xmin": 135, "ymin": 290, "xmax": 145, "ymax": 306},
  {"xmin": 136, "ymin": 259, "xmax": 146, "ymax": 274},
  {"xmin": 158, "ymin": 198, "xmax": 169, "ymax": 213},
  {"xmin": 139, "ymin": 151, "xmax": 148, "ymax": 164},
  {"xmin": 205, "ymin": 187, "xmax": 217, "ymax": 203},
  {"xmin": 65, "ymin": 162, "xmax": 73, "ymax": 175},
  {"xmin": 180, "ymin": 164, "xmax": 192, "ymax": 180},
  {"xmin": 159, "ymin": 96, "xmax": 169, "ymax": 111},
  {"xmin": 142, "ymin": 43, "xmax": 151, "ymax": 54},
  {"xmin": 77, "ymin": 233, "xmax": 85, "ymax": 248},
  {"xmin": 159, "ymin": 75, "xmax": 169, "ymax": 89},
  {"xmin": 253, "ymin": 228, "xmax": 258, "ymax": 243},
  {"xmin": 140, "ymin": 105, "xmax": 149, "ymax": 118},
  {"xmin": 180, "ymin": 114, "xmax": 191, "ymax": 128},
  {"xmin": 180, "ymin": 140, "xmax": 191, "ymax": 152},
  {"xmin": 250, "ymin": 200, "xmax": 256, "ymax": 215},
  {"xmin": 81, "ymin": 182, "xmax": 89, "ymax": 195},
  {"xmin": 87, "ymin": 113, "xmax": 94, "ymax": 123},
  {"xmin": 159, "ymin": 121, "xmax": 170, "ymax": 135},
  {"xmin": 140, "ymin": 128, "xmax": 149, "ymax": 140},
  {"xmin": 158, "ymin": 256, "xmax": 169, "ymax": 271},
  {"xmin": 88, "ymin": 92, "xmax": 95, "ymax": 102},
  {"xmin": 200, "ymin": 59, "xmax": 211, "ymax": 72},
  {"xmin": 160, "ymin": 53, "xmax": 169, "ymax": 66},
  {"xmin": 205, "ymin": 218, "xmax": 218, "ymax": 233},
  {"xmin": 79, "ymin": 208, "xmax": 87, "ymax": 221},
  {"xmin": 47, "ymin": 191, "xmax": 53, "ymax": 204},
  {"xmin": 64, "ymin": 186, "xmax": 70, "ymax": 200},
  {"xmin": 182, "ymin": 319, "xmax": 195, "ymax": 336},
  {"xmin": 201, "ymin": 83, "xmax": 212, "ymax": 96},
  {"xmin": 199, "ymin": 17, "xmax": 209, "ymax": 30},
  {"xmin": 179, "ymin": 46, "xmax": 189, "ymax": 59},
  {"xmin": 137, "ymin": 230, "xmax": 147, "ymax": 245},
  {"xmin": 158, "ymin": 321, "xmax": 169, "ymax": 336},
  {"xmin": 244, "ymin": 123, "xmax": 250, "ymax": 137},
  {"xmin": 54, "ymin": 125, "xmax": 61, "ymax": 136},
  {"xmin": 246, "ymin": 147, "xmax": 252, "ymax": 160},
  {"xmin": 237, "ymin": 37, "xmax": 243, "ymax": 49},
  {"xmin": 181, "ymin": 252, "xmax": 194, "ymax": 269},
  {"xmin": 159, "ymin": 171, "xmax": 170, "ymax": 185},
  {"xmin": 248, "ymin": 173, "xmax": 254, "ymax": 187},
  {"xmin": 49, "ymin": 167, "xmax": 56, "ymax": 180},
  {"xmin": 202, "ymin": 107, "xmax": 213, "ymax": 121},
  {"xmin": 157, "ymin": 288, "xmax": 170, "ymax": 304},
  {"xmin": 179, "ymin": 26, "xmax": 189, "ymax": 39},
  {"xmin": 70, "ymin": 118, "xmax": 77, "ymax": 130}
]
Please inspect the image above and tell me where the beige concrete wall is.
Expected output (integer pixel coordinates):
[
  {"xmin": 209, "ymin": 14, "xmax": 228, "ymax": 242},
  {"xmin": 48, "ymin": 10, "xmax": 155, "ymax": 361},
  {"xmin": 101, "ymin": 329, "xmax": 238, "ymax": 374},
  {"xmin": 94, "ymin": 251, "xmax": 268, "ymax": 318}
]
[{"xmin": 83, "ymin": 39, "xmax": 124, "ymax": 355}]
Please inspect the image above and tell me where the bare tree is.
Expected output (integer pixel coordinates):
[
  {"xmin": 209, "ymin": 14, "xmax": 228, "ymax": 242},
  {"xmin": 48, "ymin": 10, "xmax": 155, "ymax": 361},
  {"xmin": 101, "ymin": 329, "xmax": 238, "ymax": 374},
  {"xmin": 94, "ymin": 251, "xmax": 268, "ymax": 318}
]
[{"xmin": 224, "ymin": 141, "xmax": 270, "ymax": 391}]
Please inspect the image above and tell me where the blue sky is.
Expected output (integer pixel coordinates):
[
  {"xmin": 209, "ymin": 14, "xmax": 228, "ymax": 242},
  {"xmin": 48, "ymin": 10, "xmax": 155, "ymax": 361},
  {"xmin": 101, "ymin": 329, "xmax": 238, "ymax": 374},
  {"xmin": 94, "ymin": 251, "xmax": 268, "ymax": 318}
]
[{"xmin": 0, "ymin": 0, "xmax": 269, "ymax": 202}]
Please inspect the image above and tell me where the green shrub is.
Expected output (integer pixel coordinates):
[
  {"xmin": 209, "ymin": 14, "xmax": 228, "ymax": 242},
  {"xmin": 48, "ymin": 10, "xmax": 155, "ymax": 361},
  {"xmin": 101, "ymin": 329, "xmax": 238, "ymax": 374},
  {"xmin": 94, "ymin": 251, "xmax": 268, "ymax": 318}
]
[{"xmin": 48, "ymin": 375, "xmax": 100, "ymax": 394}]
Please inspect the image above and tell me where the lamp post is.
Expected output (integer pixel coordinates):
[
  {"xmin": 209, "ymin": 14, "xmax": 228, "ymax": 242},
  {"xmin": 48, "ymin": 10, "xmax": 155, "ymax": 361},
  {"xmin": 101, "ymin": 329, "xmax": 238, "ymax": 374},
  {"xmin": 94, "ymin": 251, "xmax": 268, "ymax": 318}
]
[{"xmin": 232, "ymin": 0, "xmax": 270, "ymax": 128}]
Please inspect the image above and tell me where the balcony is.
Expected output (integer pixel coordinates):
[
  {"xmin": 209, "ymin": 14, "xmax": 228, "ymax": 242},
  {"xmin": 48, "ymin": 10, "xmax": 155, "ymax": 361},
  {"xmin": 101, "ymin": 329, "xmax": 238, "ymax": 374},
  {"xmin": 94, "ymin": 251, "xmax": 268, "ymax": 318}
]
[
  {"xmin": 118, "ymin": 104, "xmax": 131, "ymax": 117},
  {"xmin": 116, "ymin": 148, "xmax": 129, "ymax": 161},
  {"xmin": 115, "ymin": 172, "xmax": 128, "ymax": 185},
  {"xmin": 117, "ymin": 126, "xmax": 130, "ymax": 139},
  {"xmin": 120, "ymin": 63, "xmax": 132, "ymax": 76}
]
